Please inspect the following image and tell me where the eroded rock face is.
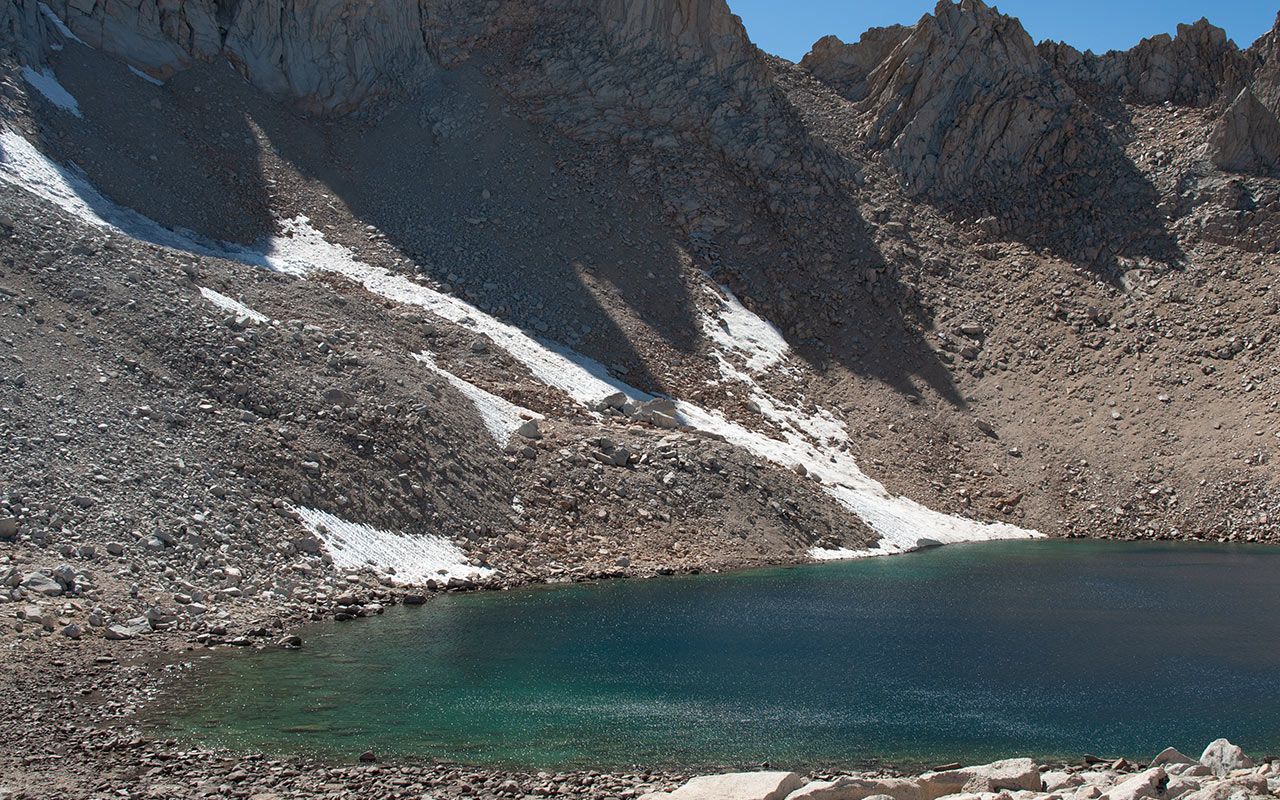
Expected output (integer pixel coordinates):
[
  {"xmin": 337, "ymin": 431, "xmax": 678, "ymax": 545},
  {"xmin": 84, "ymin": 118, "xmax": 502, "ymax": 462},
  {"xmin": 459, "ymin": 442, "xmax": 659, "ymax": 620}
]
[
  {"xmin": 1045, "ymin": 19, "xmax": 1249, "ymax": 107},
  {"xmin": 1209, "ymin": 87, "xmax": 1280, "ymax": 174},
  {"xmin": 27, "ymin": 0, "xmax": 770, "ymax": 117},
  {"xmin": 38, "ymin": 0, "xmax": 434, "ymax": 113},
  {"xmin": 798, "ymin": 25, "xmax": 911, "ymax": 101},
  {"xmin": 857, "ymin": 0, "xmax": 1084, "ymax": 200},
  {"xmin": 595, "ymin": 0, "xmax": 757, "ymax": 78},
  {"xmin": 0, "ymin": 1, "xmax": 43, "ymax": 65}
]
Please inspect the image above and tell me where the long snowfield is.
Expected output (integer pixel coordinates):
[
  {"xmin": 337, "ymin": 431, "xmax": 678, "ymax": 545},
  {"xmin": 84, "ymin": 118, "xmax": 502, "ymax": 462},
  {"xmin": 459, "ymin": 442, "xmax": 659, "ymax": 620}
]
[{"xmin": 0, "ymin": 128, "xmax": 1041, "ymax": 576}]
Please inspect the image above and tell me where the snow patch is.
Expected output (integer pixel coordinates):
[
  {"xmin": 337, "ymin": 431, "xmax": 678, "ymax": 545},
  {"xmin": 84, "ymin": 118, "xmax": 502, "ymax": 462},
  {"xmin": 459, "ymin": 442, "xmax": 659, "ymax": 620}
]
[
  {"xmin": 38, "ymin": 3, "xmax": 86, "ymax": 45},
  {"xmin": 295, "ymin": 507, "xmax": 492, "ymax": 583},
  {"xmin": 671, "ymin": 400, "xmax": 1038, "ymax": 554},
  {"xmin": 701, "ymin": 284, "xmax": 790, "ymax": 372},
  {"xmin": 810, "ymin": 546, "xmax": 870, "ymax": 561},
  {"xmin": 128, "ymin": 65, "xmax": 165, "ymax": 87},
  {"xmin": 198, "ymin": 286, "xmax": 268, "ymax": 323},
  {"xmin": 260, "ymin": 216, "xmax": 646, "ymax": 408},
  {"xmin": 414, "ymin": 352, "xmax": 541, "ymax": 447},
  {"xmin": 0, "ymin": 135, "xmax": 1041, "ymax": 556},
  {"xmin": 21, "ymin": 66, "xmax": 82, "ymax": 117},
  {"xmin": 0, "ymin": 130, "xmax": 218, "ymax": 254}
]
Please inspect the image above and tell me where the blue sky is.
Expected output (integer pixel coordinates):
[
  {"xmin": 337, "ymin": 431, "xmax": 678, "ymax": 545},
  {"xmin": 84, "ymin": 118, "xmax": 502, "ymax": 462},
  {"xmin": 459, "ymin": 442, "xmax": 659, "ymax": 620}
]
[{"xmin": 727, "ymin": 1, "xmax": 1279, "ymax": 62}]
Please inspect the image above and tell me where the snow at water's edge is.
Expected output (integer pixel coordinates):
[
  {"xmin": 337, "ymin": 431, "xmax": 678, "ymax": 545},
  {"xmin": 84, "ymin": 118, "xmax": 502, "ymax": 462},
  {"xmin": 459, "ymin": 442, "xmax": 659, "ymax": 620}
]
[
  {"xmin": 21, "ymin": 66, "xmax": 81, "ymax": 117},
  {"xmin": 0, "ymin": 129, "xmax": 1043, "ymax": 558},
  {"xmin": 294, "ymin": 507, "xmax": 492, "ymax": 583}
]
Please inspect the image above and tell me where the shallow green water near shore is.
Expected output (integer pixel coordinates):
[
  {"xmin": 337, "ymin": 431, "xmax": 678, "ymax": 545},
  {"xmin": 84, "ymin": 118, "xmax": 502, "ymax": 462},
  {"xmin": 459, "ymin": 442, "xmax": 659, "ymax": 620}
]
[{"xmin": 164, "ymin": 540, "xmax": 1280, "ymax": 769}]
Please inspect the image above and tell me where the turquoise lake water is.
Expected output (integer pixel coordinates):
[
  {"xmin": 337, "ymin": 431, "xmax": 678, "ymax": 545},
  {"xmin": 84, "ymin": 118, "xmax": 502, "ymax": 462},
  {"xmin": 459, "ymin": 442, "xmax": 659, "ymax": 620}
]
[{"xmin": 163, "ymin": 540, "xmax": 1280, "ymax": 769}]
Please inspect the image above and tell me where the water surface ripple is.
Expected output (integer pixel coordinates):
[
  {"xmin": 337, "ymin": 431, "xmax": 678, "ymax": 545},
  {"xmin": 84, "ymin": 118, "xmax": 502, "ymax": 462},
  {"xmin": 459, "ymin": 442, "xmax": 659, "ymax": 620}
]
[{"xmin": 165, "ymin": 541, "xmax": 1280, "ymax": 769}]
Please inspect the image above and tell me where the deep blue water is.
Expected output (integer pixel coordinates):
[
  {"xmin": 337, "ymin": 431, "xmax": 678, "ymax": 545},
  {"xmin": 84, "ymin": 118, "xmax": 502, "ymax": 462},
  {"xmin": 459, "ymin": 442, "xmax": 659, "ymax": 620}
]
[{"xmin": 163, "ymin": 540, "xmax": 1280, "ymax": 769}]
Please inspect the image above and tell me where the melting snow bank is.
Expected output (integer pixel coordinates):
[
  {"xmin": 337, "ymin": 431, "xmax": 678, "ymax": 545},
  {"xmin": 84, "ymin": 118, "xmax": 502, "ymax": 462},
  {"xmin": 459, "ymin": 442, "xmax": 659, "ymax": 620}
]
[
  {"xmin": 294, "ymin": 507, "xmax": 492, "ymax": 584},
  {"xmin": 258, "ymin": 216, "xmax": 647, "ymax": 407},
  {"xmin": 21, "ymin": 66, "xmax": 82, "ymax": 117},
  {"xmin": 0, "ymin": 130, "xmax": 1040, "ymax": 555},
  {"xmin": 672, "ymin": 401, "xmax": 1038, "ymax": 556},
  {"xmin": 700, "ymin": 284, "xmax": 790, "ymax": 372},
  {"xmin": 413, "ymin": 352, "xmax": 541, "ymax": 447},
  {"xmin": 198, "ymin": 286, "xmax": 268, "ymax": 323}
]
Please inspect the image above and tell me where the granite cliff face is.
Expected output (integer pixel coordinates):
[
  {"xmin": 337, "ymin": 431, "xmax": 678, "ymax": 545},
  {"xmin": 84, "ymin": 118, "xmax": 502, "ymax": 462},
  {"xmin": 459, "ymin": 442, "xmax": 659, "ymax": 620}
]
[
  {"xmin": 30, "ymin": 0, "xmax": 435, "ymax": 113},
  {"xmin": 12, "ymin": 0, "xmax": 767, "ymax": 116},
  {"xmin": 797, "ymin": 26, "xmax": 910, "ymax": 102},
  {"xmin": 854, "ymin": 0, "xmax": 1087, "ymax": 200},
  {"xmin": 1209, "ymin": 87, "xmax": 1280, "ymax": 174}
]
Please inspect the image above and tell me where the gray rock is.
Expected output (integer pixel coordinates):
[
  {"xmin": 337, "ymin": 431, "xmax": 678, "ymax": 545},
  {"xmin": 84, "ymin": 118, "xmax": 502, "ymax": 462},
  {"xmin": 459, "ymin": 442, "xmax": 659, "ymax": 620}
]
[
  {"xmin": 293, "ymin": 536, "xmax": 322, "ymax": 554},
  {"xmin": 516, "ymin": 419, "xmax": 542, "ymax": 440},
  {"xmin": 60, "ymin": 622, "xmax": 83, "ymax": 639},
  {"xmin": 0, "ymin": 517, "xmax": 18, "ymax": 540},
  {"xmin": 601, "ymin": 391, "xmax": 628, "ymax": 410},
  {"xmin": 104, "ymin": 623, "xmax": 136, "ymax": 641},
  {"xmin": 322, "ymin": 388, "xmax": 357, "ymax": 408},
  {"xmin": 51, "ymin": 564, "xmax": 76, "ymax": 588},
  {"xmin": 22, "ymin": 572, "xmax": 63, "ymax": 597}
]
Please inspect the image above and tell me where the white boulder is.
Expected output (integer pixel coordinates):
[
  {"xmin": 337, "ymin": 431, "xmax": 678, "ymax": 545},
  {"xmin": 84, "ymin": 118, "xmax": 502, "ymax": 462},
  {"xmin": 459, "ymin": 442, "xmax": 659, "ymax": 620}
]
[
  {"xmin": 918, "ymin": 759, "xmax": 1042, "ymax": 800},
  {"xmin": 785, "ymin": 777, "xmax": 922, "ymax": 800},
  {"xmin": 1200, "ymin": 740, "xmax": 1255, "ymax": 778},
  {"xmin": 646, "ymin": 772, "xmax": 806, "ymax": 800},
  {"xmin": 1098, "ymin": 769, "xmax": 1167, "ymax": 800},
  {"xmin": 1042, "ymin": 772, "xmax": 1084, "ymax": 793},
  {"xmin": 1178, "ymin": 776, "xmax": 1268, "ymax": 800},
  {"xmin": 1152, "ymin": 748, "xmax": 1197, "ymax": 768}
]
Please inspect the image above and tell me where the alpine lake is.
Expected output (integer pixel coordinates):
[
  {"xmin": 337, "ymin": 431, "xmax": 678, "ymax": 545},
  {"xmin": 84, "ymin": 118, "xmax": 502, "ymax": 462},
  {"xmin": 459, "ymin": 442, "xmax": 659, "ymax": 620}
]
[{"xmin": 155, "ymin": 540, "xmax": 1280, "ymax": 771}]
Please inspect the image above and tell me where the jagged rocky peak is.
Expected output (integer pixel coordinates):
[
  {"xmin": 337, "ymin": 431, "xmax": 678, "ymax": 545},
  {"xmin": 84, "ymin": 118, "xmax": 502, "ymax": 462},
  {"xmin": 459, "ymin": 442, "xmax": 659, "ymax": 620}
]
[
  {"xmin": 1209, "ymin": 86, "xmax": 1280, "ymax": 175},
  {"xmin": 594, "ymin": 0, "xmax": 758, "ymax": 76},
  {"xmin": 857, "ymin": 0, "xmax": 1085, "ymax": 199},
  {"xmin": 798, "ymin": 25, "xmax": 912, "ymax": 101},
  {"xmin": 1042, "ymin": 17, "xmax": 1249, "ymax": 106},
  {"xmin": 1250, "ymin": 11, "xmax": 1280, "ymax": 113}
]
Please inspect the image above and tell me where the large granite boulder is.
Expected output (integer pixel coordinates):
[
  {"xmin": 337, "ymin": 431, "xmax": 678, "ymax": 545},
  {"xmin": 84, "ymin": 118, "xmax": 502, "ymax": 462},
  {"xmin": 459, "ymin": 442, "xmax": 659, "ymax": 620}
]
[{"xmin": 1209, "ymin": 87, "xmax": 1280, "ymax": 174}]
